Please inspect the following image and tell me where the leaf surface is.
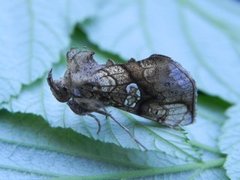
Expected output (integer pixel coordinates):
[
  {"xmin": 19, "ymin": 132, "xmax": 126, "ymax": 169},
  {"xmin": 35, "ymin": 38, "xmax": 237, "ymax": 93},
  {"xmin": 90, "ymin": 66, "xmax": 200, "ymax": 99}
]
[
  {"xmin": 0, "ymin": 0, "xmax": 95, "ymax": 103},
  {"xmin": 219, "ymin": 105, "xmax": 240, "ymax": 180},
  {"xmin": 0, "ymin": 110, "xmax": 227, "ymax": 179}
]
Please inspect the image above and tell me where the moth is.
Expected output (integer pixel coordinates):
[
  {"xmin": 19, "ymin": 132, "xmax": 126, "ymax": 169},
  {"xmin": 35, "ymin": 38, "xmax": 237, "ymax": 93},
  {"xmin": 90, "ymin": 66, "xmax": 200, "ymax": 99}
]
[{"xmin": 48, "ymin": 48, "xmax": 197, "ymax": 149}]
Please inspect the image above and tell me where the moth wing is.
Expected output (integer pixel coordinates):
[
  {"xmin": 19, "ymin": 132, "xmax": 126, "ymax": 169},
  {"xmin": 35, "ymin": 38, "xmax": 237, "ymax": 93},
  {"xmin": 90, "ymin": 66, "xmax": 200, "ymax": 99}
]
[
  {"xmin": 124, "ymin": 54, "xmax": 197, "ymax": 126},
  {"xmin": 90, "ymin": 55, "xmax": 196, "ymax": 127},
  {"xmin": 91, "ymin": 65, "xmax": 143, "ymax": 111}
]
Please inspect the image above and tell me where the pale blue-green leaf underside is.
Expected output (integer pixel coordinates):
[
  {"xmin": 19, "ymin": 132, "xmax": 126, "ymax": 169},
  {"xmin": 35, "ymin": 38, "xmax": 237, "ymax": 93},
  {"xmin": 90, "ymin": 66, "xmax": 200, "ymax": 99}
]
[
  {"xmin": 219, "ymin": 105, "xmax": 240, "ymax": 180},
  {"xmin": 0, "ymin": 0, "xmax": 95, "ymax": 103}
]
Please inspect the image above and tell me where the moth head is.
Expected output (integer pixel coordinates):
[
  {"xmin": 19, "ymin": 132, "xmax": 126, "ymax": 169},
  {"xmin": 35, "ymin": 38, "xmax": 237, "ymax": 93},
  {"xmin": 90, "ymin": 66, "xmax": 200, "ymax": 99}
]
[
  {"xmin": 66, "ymin": 48, "xmax": 95, "ymax": 66},
  {"xmin": 47, "ymin": 69, "xmax": 71, "ymax": 102}
]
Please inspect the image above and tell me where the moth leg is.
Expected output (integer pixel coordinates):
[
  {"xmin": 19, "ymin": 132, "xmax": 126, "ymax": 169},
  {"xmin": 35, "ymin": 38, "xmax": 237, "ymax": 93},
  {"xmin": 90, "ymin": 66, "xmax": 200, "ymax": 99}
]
[
  {"xmin": 87, "ymin": 114, "xmax": 101, "ymax": 134},
  {"xmin": 99, "ymin": 107, "xmax": 110, "ymax": 120},
  {"xmin": 47, "ymin": 69, "xmax": 70, "ymax": 102},
  {"xmin": 95, "ymin": 109, "xmax": 147, "ymax": 151},
  {"xmin": 67, "ymin": 98, "xmax": 88, "ymax": 115},
  {"xmin": 67, "ymin": 99, "xmax": 101, "ymax": 134}
]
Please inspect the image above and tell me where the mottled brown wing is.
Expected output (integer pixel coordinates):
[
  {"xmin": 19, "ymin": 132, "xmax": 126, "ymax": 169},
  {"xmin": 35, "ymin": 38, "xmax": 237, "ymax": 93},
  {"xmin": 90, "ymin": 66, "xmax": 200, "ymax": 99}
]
[
  {"xmin": 123, "ymin": 54, "xmax": 197, "ymax": 127},
  {"xmin": 91, "ymin": 54, "xmax": 196, "ymax": 127},
  {"xmin": 90, "ymin": 64, "xmax": 142, "ymax": 113}
]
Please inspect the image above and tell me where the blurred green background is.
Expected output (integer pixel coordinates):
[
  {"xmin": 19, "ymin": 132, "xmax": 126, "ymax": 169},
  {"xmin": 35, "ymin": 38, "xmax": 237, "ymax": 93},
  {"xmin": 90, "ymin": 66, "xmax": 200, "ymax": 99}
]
[{"xmin": 0, "ymin": 0, "xmax": 239, "ymax": 179}]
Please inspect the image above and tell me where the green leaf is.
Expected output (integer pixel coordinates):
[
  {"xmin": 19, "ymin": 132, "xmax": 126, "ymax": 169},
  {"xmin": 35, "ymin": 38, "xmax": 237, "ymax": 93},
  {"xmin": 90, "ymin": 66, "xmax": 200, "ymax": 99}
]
[
  {"xmin": 83, "ymin": 0, "xmax": 240, "ymax": 104},
  {"xmin": 0, "ymin": 111, "xmax": 127, "ymax": 178},
  {"xmin": 2, "ymin": 83, "xmax": 229, "ymax": 179},
  {"xmin": 1, "ymin": 28, "xmax": 203, "ymax": 160},
  {"xmin": 1, "ymin": 63, "xmax": 200, "ymax": 161},
  {"xmin": 223, "ymin": 147, "xmax": 240, "ymax": 180},
  {"xmin": 219, "ymin": 105, "xmax": 240, "ymax": 179},
  {"xmin": 0, "ymin": 110, "xmax": 227, "ymax": 179},
  {"xmin": 0, "ymin": 0, "xmax": 95, "ymax": 103},
  {"xmin": 0, "ymin": 1, "xmax": 234, "ymax": 178},
  {"xmin": 0, "ymin": 110, "xmax": 139, "ymax": 178},
  {"xmin": 1, "ymin": 28, "xmax": 231, "ymax": 178},
  {"xmin": 57, "ymin": 166, "xmax": 227, "ymax": 180},
  {"xmin": 185, "ymin": 94, "xmax": 229, "ymax": 155}
]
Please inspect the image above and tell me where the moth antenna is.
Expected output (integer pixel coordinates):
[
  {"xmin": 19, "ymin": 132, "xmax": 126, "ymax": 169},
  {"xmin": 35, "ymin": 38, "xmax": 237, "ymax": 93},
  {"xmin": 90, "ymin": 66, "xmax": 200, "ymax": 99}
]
[
  {"xmin": 87, "ymin": 114, "xmax": 101, "ymax": 134},
  {"xmin": 96, "ymin": 109, "xmax": 147, "ymax": 151}
]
